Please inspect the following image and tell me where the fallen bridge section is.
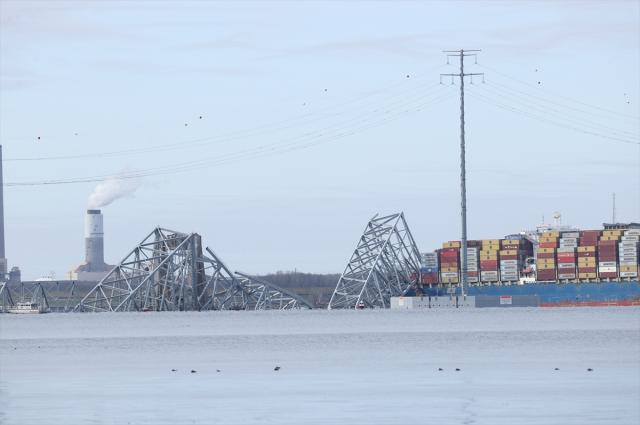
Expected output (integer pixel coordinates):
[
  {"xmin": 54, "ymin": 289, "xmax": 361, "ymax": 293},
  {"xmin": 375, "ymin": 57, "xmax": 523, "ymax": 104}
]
[
  {"xmin": 328, "ymin": 212, "xmax": 421, "ymax": 309},
  {"xmin": 75, "ymin": 227, "xmax": 312, "ymax": 312}
]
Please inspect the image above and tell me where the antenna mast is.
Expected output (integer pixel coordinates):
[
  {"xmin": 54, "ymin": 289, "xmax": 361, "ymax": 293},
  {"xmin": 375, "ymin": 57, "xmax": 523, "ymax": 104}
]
[
  {"xmin": 612, "ymin": 192, "xmax": 616, "ymax": 224},
  {"xmin": 441, "ymin": 49, "xmax": 483, "ymax": 298}
]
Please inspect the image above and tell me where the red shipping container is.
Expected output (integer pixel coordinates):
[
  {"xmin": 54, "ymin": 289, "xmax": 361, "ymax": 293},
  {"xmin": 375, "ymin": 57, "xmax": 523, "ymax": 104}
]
[
  {"xmin": 579, "ymin": 240, "xmax": 598, "ymax": 247},
  {"xmin": 581, "ymin": 230, "xmax": 601, "ymax": 236},
  {"xmin": 440, "ymin": 254, "xmax": 459, "ymax": 259},
  {"xmin": 577, "ymin": 267, "xmax": 597, "ymax": 273},
  {"xmin": 598, "ymin": 248, "xmax": 617, "ymax": 254},
  {"xmin": 598, "ymin": 241, "xmax": 617, "ymax": 246},
  {"xmin": 500, "ymin": 255, "xmax": 518, "ymax": 260},
  {"xmin": 537, "ymin": 253, "xmax": 555, "ymax": 259},
  {"xmin": 578, "ymin": 251, "xmax": 596, "ymax": 257},
  {"xmin": 557, "ymin": 252, "xmax": 576, "ymax": 258},
  {"xmin": 440, "ymin": 248, "xmax": 459, "ymax": 253},
  {"xmin": 599, "ymin": 272, "xmax": 618, "ymax": 278},
  {"xmin": 599, "ymin": 258, "xmax": 617, "ymax": 263},
  {"xmin": 539, "ymin": 242, "xmax": 557, "ymax": 248},
  {"xmin": 421, "ymin": 273, "xmax": 439, "ymax": 284},
  {"xmin": 480, "ymin": 260, "xmax": 498, "ymax": 267}
]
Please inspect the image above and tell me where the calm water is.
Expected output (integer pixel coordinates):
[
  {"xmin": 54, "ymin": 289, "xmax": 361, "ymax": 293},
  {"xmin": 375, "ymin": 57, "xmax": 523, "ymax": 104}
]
[{"xmin": 1, "ymin": 308, "xmax": 639, "ymax": 425}]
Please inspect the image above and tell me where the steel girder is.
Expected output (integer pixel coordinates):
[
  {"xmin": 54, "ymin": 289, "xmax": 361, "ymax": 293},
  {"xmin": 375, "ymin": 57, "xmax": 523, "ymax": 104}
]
[
  {"xmin": 75, "ymin": 227, "xmax": 312, "ymax": 312},
  {"xmin": 328, "ymin": 212, "xmax": 421, "ymax": 309},
  {"xmin": 0, "ymin": 281, "xmax": 14, "ymax": 312},
  {"xmin": 233, "ymin": 272, "xmax": 313, "ymax": 310}
]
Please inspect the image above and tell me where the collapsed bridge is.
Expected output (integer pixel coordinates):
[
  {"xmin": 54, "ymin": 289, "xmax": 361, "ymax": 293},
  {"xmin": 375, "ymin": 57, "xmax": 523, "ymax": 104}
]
[
  {"xmin": 328, "ymin": 212, "xmax": 422, "ymax": 309},
  {"xmin": 75, "ymin": 227, "xmax": 312, "ymax": 312}
]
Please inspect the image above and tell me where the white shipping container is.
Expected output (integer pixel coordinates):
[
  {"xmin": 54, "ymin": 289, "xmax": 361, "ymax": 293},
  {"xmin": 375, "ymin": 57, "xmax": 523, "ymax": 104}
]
[
  {"xmin": 558, "ymin": 274, "xmax": 576, "ymax": 279},
  {"xmin": 481, "ymin": 271, "xmax": 499, "ymax": 279},
  {"xmin": 620, "ymin": 271, "xmax": 639, "ymax": 278},
  {"xmin": 557, "ymin": 263, "xmax": 575, "ymax": 269},
  {"xmin": 599, "ymin": 261, "xmax": 617, "ymax": 267},
  {"xmin": 621, "ymin": 236, "xmax": 639, "ymax": 241},
  {"xmin": 557, "ymin": 247, "xmax": 576, "ymax": 253},
  {"xmin": 599, "ymin": 266, "xmax": 617, "ymax": 273},
  {"xmin": 500, "ymin": 260, "xmax": 518, "ymax": 265},
  {"xmin": 441, "ymin": 271, "xmax": 459, "ymax": 277},
  {"xmin": 624, "ymin": 229, "xmax": 640, "ymax": 236},
  {"xmin": 619, "ymin": 260, "xmax": 638, "ymax": 266},
  {"xmin": 560, "ymin": 236, "xmax": 578, "ymax": 242},
  {"xmin": 467, "ymin": 277, "xmax": 479, "ymax": 283},
  {"xmin": 562, "ymin": 232, "xmax": 580, "ymax": 238}
]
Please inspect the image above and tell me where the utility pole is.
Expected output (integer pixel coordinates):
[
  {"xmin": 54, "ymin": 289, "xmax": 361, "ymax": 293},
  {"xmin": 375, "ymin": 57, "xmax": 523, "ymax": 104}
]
[{"xmin": 441, "ymin": 50, "xmax": 483, "ymax": 298}]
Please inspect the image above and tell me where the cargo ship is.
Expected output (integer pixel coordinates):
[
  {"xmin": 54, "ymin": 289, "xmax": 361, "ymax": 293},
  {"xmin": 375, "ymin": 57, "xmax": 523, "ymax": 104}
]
[{"xmin": 417, "ymin": 222, "xmax": 640, "ymax": 307}]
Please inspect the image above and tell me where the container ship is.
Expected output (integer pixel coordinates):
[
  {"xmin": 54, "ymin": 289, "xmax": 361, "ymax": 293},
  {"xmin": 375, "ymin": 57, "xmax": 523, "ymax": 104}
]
[{"xmin": 417, "ymin": 223, "xmax": 640, "ymax": 307}]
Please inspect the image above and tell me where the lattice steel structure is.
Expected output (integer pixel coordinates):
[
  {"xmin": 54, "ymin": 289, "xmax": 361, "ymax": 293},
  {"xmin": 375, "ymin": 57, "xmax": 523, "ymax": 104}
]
[
  {"xmin": 75, "ymin": 227, "xmax": 311, "ymax": 312},
  {"xmin": 0, "ymin": 281, "xmax": 14, "ymax": 312},
  {"xmin": 0, "ymin": 281, "xmax": 51, "ymax": 312},
  {"xmin": 234, "ymin": 272, "xmax": 313, "ymax": 310},
  {"xmin": 328, "ymin": 212, "xmax": 421, "ymax": 309}
]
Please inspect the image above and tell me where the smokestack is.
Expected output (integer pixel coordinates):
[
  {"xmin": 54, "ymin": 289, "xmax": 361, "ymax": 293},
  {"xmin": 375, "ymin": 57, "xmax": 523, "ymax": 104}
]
[
  {"xmin": 85, "ymin": 209, "xmax": 106, "ymax": 271},
  {"xmin": 0, "ymin": 145, "xmax": 6, "ymax": 277}
]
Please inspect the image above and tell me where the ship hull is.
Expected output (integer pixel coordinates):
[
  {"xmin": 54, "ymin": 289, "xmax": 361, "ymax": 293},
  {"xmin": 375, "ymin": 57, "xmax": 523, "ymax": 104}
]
[{"xmin": 421, "ymin": 281, "xmax": 640, "ymax": 307}]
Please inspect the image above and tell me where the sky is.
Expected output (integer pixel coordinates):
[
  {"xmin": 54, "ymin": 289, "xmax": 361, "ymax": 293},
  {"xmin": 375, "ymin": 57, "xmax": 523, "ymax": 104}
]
[{"xmin": 1, "ymin": 0, "xmax": 639, "ymax": 280}]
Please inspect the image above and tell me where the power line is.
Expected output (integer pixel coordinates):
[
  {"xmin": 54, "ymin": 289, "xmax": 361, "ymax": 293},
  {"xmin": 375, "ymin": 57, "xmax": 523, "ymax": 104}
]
[
  {"xmin": 4, "ymin": 65, "xmax": 448, "ymax": 162},
  {"xmin": 477, "ymin": 82, "xmax": 639, "ymax": 142},
  {"xmin": 466, "ymin": 88, "xmax": 640, "ymax": 146},
  {"xmin": 484, "ymin": 79, "xmax": 639, "ymax": 137},
  {"xmin": 476, "ymin": 63, "xmax": 640, "ymax": 122},
  {"xmin": 6, "ymin": 88, "xmax": 458, "ymax": 186}
]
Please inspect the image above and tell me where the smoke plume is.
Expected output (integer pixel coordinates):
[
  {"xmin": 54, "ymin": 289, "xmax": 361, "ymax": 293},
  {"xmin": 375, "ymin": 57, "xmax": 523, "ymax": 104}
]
[{"xmin": 88, "ymin": 173, "xmax": 141, "ymax": 209}]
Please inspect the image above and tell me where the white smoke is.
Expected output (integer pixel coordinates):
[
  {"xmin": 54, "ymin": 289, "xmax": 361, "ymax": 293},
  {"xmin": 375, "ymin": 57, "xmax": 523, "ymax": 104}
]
[{"xmin": 88, "ymin": 173, "xmax": 141, "ymax": 209}]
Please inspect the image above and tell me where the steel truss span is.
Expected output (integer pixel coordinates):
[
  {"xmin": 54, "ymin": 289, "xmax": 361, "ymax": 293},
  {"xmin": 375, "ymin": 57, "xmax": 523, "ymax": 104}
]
[
  {"xmin": 328, "ymin": 212, "xmax": 422, "ymax": 310},
  {"xmin": 75, "ymin": 227, "xmax": 312, "ymax": 312}
]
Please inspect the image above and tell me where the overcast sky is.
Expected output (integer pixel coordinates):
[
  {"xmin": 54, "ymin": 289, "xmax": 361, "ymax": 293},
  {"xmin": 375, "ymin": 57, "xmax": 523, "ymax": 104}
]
[{"xmin": 1, "ymin": 0, "xmax": 639, "ymax": 280}]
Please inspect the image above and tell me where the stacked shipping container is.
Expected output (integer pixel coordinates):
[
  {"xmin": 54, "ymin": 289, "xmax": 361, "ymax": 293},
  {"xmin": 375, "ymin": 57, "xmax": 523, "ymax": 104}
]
[
  {"xmin": 557, "ymin": 232, "xmax": 578, "ymax": 280},
  {"xmin": 619, "ymin": 229, "xmax": 639, "ymax": 279},
  {"xmin": 420, "ymin": 252, "xmax": 439, "ymax": 284},
  {"xmin": 578, "ymin": 230, "xmax": 599, "ymax": 280},
  {"xmin": 440, "ymin": 241, "xmax": 460, "ymax": 284},
  {"xmin": 537, "ymin": 231, "xmax": 558, "ymax": 281},
  {"xmin": 599, "ymin": 230, "xmax": 620, "ymax": 279},
  {"xmin": 421, "ymin": 227, "xmax": 639, "ymax": 286},
  {"xmin": 466, "ymin": 243, "xmax": 480, "ymax": 283},
  {"xmin": 480, "ymin": 239, "xmax": 499, "ymax": 283}
]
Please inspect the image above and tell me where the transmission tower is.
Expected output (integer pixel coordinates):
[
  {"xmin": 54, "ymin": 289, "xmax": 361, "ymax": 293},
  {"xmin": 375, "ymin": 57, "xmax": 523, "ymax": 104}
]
[{"xmin": 440, "ymin": 49, "xmax": 483, "ymax": 297}]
